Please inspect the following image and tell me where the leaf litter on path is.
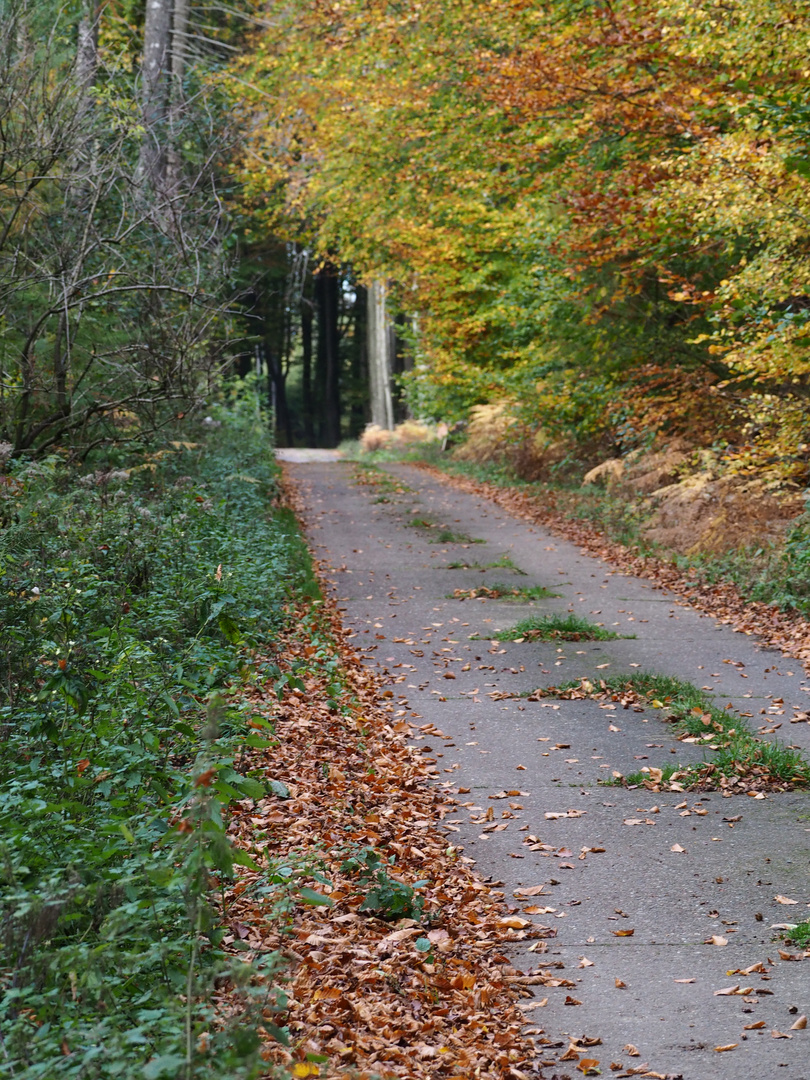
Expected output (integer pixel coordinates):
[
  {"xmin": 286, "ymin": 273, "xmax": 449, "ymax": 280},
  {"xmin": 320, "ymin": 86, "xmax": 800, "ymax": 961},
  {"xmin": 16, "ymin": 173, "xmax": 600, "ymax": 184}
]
[{"xmin": 214, "ymin": 477, "xmax": 550, "ymax": 1077}]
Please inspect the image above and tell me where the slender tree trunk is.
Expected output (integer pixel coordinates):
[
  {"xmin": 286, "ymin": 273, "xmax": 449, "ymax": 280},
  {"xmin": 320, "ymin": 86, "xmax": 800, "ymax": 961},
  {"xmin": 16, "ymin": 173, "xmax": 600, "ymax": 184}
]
[
  {"xmin": 76, "ymin": 2, "xmax": 99, "ymax": 99},
  {"xmin": 351, "ymin": 283, "xmax": 368, "ymax": 436},
  {"xmin": 367, "ymin": 279, "xmax": 394, "ymax": 429},
  {"xmin": 315, "ymin": 267, "xmax": 341, "ymax": 447},
  {"xmin": 301, "ymin": 300, "xmax": 315, "ymax": 444},
  {"xmin": 138, "ymin": 0, "xmax": 172, "ymax": 189},
  {"xmin": 267, "ymin": 348, "xmax": 292, "ymax": 446},
  {"xmin": 166, "ymin": 0, "xmax": 189, "ymax": 191}
]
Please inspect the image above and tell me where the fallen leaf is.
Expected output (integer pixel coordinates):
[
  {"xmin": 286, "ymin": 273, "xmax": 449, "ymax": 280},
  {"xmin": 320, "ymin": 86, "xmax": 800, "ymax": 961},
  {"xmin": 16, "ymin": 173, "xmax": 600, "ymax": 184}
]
[
  {"xmin": 775, "ymin": 895, "xmax": 799, "ymax": 905},
  {"xmin": 670, "ymin": 843, "xmax": 686, "ymax": 853},
  {"xmin": 578, "ymin": 957, "xmax": 594, "ymax": 968},
  {"xmin": 709, "ymin": 935, "xmax": 728, "ymax": 946},
  {"xmin": 615, "ymin": 978, "xmax": 626, "ymax": 988},
  {"xmin": 778, "ymin": 949, "xmax": 803, "ymax": 962},
  {"xmin": 612, "ymin": 928, "xmax": 635, "ymax": 937},
  {"xmin": 714, "ymin": 985, "xmax": 740, "ymax": 996},
  {"xmin": 514, "ymin": 885, "xmax": 548, "ymax": 897},
  {"xmin": 714, "ymin": 1043, "xmax": 738, "ymax": 1052},
  {"xmin": 772, "ymin": 1030, "xmax": 793, "ymax": 1039},
  {"xmin": 497, "ymin": 916, "xmax": 532, "ymax": 929},
  {"xmin": 791, "ymin": 1016, "xmax": 807, "ymax": 1030},
  {"xmin": 674, "ymin": 978, "xmax": 695, "ymax": 983},
  {"xmin": 577, "ymin": 1060, "xmax": 600, "ymax": 1075},
  {"xmin": 564, "ymin": 995, "xmax": 582, "ymax": 1005},
  {"xmin": 623, "ymin": 1044, "xmax": 640, "ymax": 1056},
  {"xmin": 743, "ymin": 1021, "xmax": 766, "ymax": 1030}
]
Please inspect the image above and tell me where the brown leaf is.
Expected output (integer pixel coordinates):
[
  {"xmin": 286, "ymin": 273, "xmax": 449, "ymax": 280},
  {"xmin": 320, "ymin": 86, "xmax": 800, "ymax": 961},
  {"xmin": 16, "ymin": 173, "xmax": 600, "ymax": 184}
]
[
  {"xmin": 564, "ymin": 995, "xmax": 582, "ymax": 1005},
  {"xmin": 775, "ymin": 895, "xmax": 799, "ymax": 905},
  {"xmin": 615, "ymin": 978, "xmax": 626, "ymax": 988},
  {"xmin": 714, "ymin": 1043, "xmax": 738, "ymax": 1052},
  {"xmin": 670, "ymin": 843, "xmax": 686, "ymax": 853},
  {"xmin": 612, "ymin": 928, "xmax": 635, "ymax": 937},
  {"xmin": 514, "ymin": 885, "xmax": 548, "ymax": 897},
  {"xmin": 791, "ymin": 1015, "xmax": 808, "ymax": 1030},
  {"xmin": 576, "ymin": 1060, "xmax": 600, "ymax": 1075},
  {"xmin": 772, "ymin": 1030, "xmax": 793, "ymax": 1039},
  {"xmin": 708, "ymin": 935, "xmax": 728, "ymax": 946},
  {"xmin": 744, "ymin": 1021, "xmax": 766, "ymax": 1030},
  {"xmin": 623, "ymin": 1044, "xmax": 640, "ymax": 1056}
]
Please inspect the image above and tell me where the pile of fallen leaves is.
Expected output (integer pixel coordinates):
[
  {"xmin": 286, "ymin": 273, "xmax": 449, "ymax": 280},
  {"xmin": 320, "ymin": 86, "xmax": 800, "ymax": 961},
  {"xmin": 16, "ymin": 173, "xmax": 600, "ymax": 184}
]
[
  {"xmin": 417, "ymin": 465, "xmax": 810, "ymax": 670},
  {"xmin": 212, "ymin": 481, "xmax": 549, "ymax": 1078}
]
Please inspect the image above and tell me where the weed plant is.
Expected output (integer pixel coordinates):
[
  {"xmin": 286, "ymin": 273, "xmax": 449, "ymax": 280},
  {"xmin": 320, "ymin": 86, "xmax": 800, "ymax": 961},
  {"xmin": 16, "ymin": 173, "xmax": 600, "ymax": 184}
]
[{"xmin": 0, "ymin": 395, "xmax": 312, "ymax": 1078}]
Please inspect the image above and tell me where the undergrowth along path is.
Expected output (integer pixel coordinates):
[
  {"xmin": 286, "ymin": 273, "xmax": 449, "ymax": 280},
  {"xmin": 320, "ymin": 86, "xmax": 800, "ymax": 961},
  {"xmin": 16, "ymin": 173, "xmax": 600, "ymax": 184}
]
[{"xmin": 285, "ymin": 457, "xmax": 810, "ymax": 1080}]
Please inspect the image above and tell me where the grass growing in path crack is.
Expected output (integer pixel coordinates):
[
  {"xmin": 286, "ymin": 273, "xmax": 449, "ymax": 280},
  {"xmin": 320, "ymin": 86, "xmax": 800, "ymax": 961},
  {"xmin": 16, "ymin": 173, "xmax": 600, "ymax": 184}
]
[
  {"xmin": 448, "ymin": 583, "xmax": 559, "ymax": 601},
  {"xmin": 404, "ymin": 515, "xmax": 485, "ymax": 545},
  {"xmin": 544, "ymin": 671, "xmax": 810, "ymax": 791},
  {"xmin": 488, "ymin": 612, "xmax": 627, "ymax": 642},
  {"xmin": 446, "ymin": 553, "xmax": 527, "ymax": 574},
  {"xmin": 351, "ymin": 461, "xmax": 412, "ymax": 495},
  {"xmin": 785, "ymin": 921, "xmax": 810, "ymax": 947}
]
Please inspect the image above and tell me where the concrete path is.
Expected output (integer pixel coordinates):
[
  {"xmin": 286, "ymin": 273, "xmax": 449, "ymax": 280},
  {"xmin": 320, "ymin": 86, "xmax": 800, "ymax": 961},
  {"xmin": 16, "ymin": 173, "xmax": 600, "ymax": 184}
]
[{"xmin": 286, "ymin": 459, "xmax": 810, "ymax": 1079}]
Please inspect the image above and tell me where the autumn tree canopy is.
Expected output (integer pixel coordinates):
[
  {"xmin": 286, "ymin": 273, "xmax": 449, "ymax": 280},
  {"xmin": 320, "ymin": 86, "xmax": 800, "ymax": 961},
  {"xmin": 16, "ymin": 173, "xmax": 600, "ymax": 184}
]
[{"xmin": 228, "ymin": 0, "xmax": 810, "ymax": 477}]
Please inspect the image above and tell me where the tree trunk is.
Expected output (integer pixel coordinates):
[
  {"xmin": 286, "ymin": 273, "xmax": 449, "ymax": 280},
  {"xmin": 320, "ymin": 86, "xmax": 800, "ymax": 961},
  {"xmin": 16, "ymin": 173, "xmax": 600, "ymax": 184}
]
[
  {"xmin": 367, "ymin": 279, "xmax": 394, "ymax": 430},
  {"xmin": 301, "ymin": 299, "xmax": 315, "ymax": 444},
  {"xmin": 166, "ymin": 0, "xmax": 189, "ymax": 191},
  {"xmin": 267, "ymin": 347, "xmax": 292, "ymax": 446},
  {"xmin": 138, "ymin": 0, "xmax": 172, "ymax": 189},
  {"xmin": 76, "ymin": 1, "xmax": 99, "ymax": 97},
  {"xmin": 315, "ymin": 266, "xmax": 341, "ymax": 447}
]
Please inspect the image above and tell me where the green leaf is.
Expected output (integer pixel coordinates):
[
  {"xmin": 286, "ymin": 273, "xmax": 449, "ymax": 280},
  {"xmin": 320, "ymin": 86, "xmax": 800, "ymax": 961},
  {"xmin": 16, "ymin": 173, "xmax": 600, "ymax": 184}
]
[
  {"xmin": 415, "ymin": 937, "xmax": 432, "ymax": 952},
  {"xmin": 234, "ymin": 775, "xmax": 265, "ymax": 800},
  {"xmin": 268, "ymin": 779, "xmax": 290, "ymax": 798},
  {"xmin": 298, "ymin": 887, "xmax": 334, "ymax": 907},
  {"xmin": 231, "ymin": 847, "xmax": 261, "ymax": 871}
]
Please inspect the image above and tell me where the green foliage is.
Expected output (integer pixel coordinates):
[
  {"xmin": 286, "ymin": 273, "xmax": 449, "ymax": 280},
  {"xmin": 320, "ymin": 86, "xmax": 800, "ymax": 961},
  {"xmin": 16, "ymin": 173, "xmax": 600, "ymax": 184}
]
[
  {"xmin": 340, "ymin": 846, "xmax": 429, "ymax": 922},
  {"xmin": 0, "ymin": 398, "xmax": 307, "ymax": 1078}
]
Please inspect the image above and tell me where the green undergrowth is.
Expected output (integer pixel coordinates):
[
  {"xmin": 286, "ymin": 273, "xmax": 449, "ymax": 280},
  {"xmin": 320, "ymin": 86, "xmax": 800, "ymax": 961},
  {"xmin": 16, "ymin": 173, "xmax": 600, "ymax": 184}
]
[
  {"xmin": 487, "ymin": 612, "xmax": 626, "ymax": 642},
  {"xmin": 0, "ymin": 395, "xmax": 318, "ymax": 1079},
  {"xmin": 447, "ymin": 583, "xmax": 558, "ymax": 601},
  {"xmin": 569, "ymin": 673, "xmax": 810, "ymax": 790}
]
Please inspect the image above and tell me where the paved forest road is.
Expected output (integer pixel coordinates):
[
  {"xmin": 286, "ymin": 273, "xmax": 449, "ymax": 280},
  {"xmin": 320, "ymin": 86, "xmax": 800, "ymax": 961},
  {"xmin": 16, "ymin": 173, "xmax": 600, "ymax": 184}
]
[{"xmin": 285, "ymin": 458, "xmax": 810, "ymax": 1079}]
